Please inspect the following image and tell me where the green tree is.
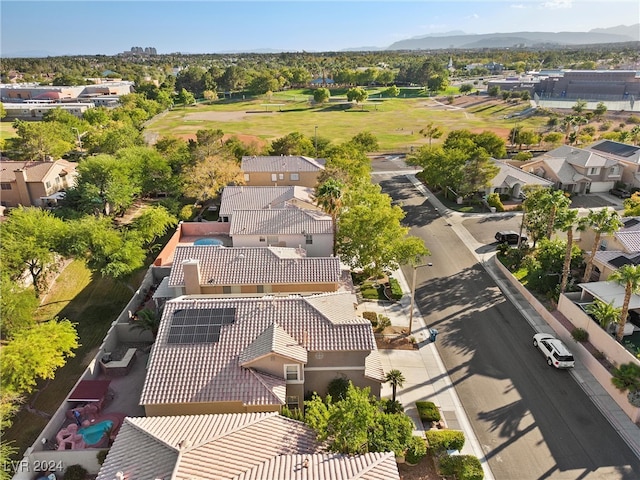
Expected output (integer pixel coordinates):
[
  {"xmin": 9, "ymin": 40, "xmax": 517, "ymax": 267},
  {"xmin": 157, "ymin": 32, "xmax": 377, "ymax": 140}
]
[
  {"xmin": 315, "ymin": 179, "xmax": 344, "ymax": 254},
  {"xmin": 581, "ymin": 210, "xmax": 623, "ymax": 282},
  {"xmin": 182, "ymin": 154, "xmax": 244, "ymax": 203},
  {"xmin": 609, "ymin": 265, "xmax": 640, "ymax": 341},
  {"xmin": 384, "ymin": 85, "xmax": 400, "ymax": 97},
  {"xmin": 176, "ymin": 88, "xmax": 195, "ymax": 107},
  {"xmin": 346, "ymin": 87, "xmax": 368, "ymax": 104},
  {"xmin": 130, "ymin": 205, "xmax": 178, "ymax": 249},
  {"xmin": 349, "ymin": 131, "xmax": 379, "ymax": 153},
  {"xmin": 0, "ymin": 102, "xmax": 6, "ymax": 119},
  {"xmin": 610, "ymin": 363, "xmax": 640, "ymax": 405},
  {"xmin": 12, "ymin": 119, "xmax": 74, "ymax": 160},
  {"xmin": 557, "ymin": 208, "xmax": 579, "ymax": 293},
  {"xmin": 319, "ymin": 143, "xmax": 371, "ymax": 186},
  {"xmin": 572, "ymin": 99, "xmax": 587, "ymax": 114},
  {"xmin": 269, "ymin": 131, "xmax": 315, "ymax": 156},
  {"xmin": 203, "ymin": 89, "xmax": 218, "ymax": 103},
  {"xmin": 0, "ymin": 272, "xmax": 38, "ymax": 339},
  {"xmin": 385, "ymin": 369, "xmax": 405, "ymax": 403},
  {"xmin": 543, "ymin": 132, "xmax": 564, "ymax": 146},
  {"xmin": 585, "ymin": 299, "xmax": 621, "ymax": 330},
  {"xmin": 313, "ymin": 87, "xmax": 330, "ymax": 104},
  {"xmin": 459, "ymin": 83, "xmax": 473, "ymax": 94},
  {"xmin": 459, "ymin": 151, "xmax": 499, "ymax": 198},
  {"xmin": 0, "ymin": 207, "xmax": 67, "ymax": 297},
  {"xmin": 116, "ymin": 146, "xmax": 173, "ymax": 197},
  {"xmin": 0, "ymin": 318, "xmax": 79, "ymax": 394},
  {"xmin": 594, "ymin": 101, "xmax": 608, "ymax": 118},
  {"xmin": 419, "ymin": 122, "xmax": 444, "ymax": 147},
  {"xmin": 337, "ymin": 183, "xmax": 429, "ymax": 276}
]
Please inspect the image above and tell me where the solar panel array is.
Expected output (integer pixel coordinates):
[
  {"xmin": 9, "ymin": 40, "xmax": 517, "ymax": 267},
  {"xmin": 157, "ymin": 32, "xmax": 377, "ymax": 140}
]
[
  {"xmin": 624, "ymin": 218, "xmax": 640, "ymax": 228},
  {"xmin": 167, "ymin": 308, "xmax": 236, "ymax": 344},
  {"xmin": 609, "ymin": 254, "xmax": 640, "ymax": 268},
  {"xmin": 591, "ymin": 141, "xmax": 640, "ymax": 158}
]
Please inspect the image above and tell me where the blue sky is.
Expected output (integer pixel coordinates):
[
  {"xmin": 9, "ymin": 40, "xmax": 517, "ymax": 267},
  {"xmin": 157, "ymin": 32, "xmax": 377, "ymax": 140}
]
[{"xmin": 1, "ymin": 0, "xmax": 638, "ymax": 56}]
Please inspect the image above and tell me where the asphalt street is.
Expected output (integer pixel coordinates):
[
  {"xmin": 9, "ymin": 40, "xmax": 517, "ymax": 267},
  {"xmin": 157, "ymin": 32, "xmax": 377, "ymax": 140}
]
[{"xmin": 376, "ymin": 172, "xmax": 640, "ymax": 480}]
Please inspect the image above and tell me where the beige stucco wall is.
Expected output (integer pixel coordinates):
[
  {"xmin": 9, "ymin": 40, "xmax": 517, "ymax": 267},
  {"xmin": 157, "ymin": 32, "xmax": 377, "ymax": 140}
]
[
  {"xmin": 244, "ymin": 171, "xmax": 319, "ymax": 188},
  {"xmin": 244, "ymin": 355, "xmax": 301, "ymax": 380},
  {"xmin": 231, "ymin": 234, "xmax": 333, "ymax": 257}
]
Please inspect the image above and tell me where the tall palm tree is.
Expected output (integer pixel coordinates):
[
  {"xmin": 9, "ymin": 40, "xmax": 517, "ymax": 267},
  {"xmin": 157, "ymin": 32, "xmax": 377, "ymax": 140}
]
[
  {"xmin": 558, "ymin": 208, "xmax": 579, "ymax": 294},
  {"xmin": 542, "ymin": 189, "xmax": 571, "ymax": 240},
  {"xmin": 581, "ymin": 210, "xmax": 623, "ymax": 283},
  {"xmin": 385, "ymin": 369, "xmax": 405, "ymax": 403},
  {"xmin": 585, "ymin": 298, "xmax": 621, "ymax": 330},
  {"xmin": 315, "ymin": 179, "xmax": 344, "ymax": 255},
  {"xmin": 609, "ymin": 264, "xmax": 640, "ymax": 341}
]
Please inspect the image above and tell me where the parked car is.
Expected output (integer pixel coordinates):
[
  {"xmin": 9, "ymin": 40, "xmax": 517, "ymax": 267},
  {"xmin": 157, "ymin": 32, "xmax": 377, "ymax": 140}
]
[
  {"xmin": 533, "ymin": 333, "xmax": 575, "ymax": 368},
  {"xmin": 609, "ymin": 188, "xmax": 631, "ymax": 199},
  {"xmin": 495, "ymin": 231, "xmax": 528, "ymax": 245}
]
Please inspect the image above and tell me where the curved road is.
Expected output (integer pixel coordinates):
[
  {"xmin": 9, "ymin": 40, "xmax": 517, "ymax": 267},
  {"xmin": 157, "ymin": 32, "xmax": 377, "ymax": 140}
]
[{"xmin": 376, "ymin": 171, "xmax": 640, "ymax": 479}]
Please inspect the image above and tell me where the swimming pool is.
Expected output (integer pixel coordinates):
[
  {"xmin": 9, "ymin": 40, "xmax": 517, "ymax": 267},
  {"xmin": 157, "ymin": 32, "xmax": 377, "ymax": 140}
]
[
  {"xmin": 78, "ymin": 420, "xmax": 113, "ymax": 445},
  {"xmin": 193, "ymin": 238, "xmax": 223, "ymax": 246}
]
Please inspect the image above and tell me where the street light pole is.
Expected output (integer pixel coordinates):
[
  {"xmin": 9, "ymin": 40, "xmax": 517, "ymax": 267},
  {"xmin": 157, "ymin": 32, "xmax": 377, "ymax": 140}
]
[
  {"xmin": 314, "ymin": 125, "xmax": 318, "ymax": 157},
  {"xmin": 409, "ymin": 262, "xmax": 433, "ymax": 335}
]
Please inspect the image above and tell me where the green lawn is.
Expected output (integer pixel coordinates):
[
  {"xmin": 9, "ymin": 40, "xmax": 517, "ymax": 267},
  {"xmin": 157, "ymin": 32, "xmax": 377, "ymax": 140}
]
[
  {"xmin": 0, "ymin": 120, "xmax": 17, "ymax": 141},
  {"xmin": 147, "ymin": 92, "xmax": 548, "ymax": 152},
  {"xmin": 5, "ymin": 259, "xmax": 145, "ymax": 458}
]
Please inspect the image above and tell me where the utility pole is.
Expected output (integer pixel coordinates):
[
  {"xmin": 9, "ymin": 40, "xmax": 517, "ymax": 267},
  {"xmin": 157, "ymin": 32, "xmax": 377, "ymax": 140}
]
[
  {"xmin": 409, "ymin": 262, "xmax": 433, "ymax": 335},
  {"xmin": 314, "ymin": 125, "xmax": 318, "ymax": 157}
]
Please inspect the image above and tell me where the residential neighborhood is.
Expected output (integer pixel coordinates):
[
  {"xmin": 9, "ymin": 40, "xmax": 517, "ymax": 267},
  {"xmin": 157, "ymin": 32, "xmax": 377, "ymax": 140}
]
[{"xmin": 3, "ymin": 21, "xmax": 640, "ymax": 480}]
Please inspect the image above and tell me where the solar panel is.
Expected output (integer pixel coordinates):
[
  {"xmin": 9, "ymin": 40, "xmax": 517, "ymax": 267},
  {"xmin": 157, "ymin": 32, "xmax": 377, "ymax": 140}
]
[
  {"xmin": 591, "ymin": 141, "xmax": 640, "ymax": 158},
  {"xmin": 609, "ymin": 255, "xmax": 640, "ymax": 268},
  {"xmin": 167, "ymin": 307, "xmax": 236, "ymax": 344},
  {"xmin": 624, "ymin": 218, "xmax": 640, "ymax": 228}
]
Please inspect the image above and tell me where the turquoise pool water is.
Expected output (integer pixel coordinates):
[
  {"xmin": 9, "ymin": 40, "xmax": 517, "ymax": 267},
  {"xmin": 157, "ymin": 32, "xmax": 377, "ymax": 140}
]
[
  {"xmin": 78, "ymin": 420, "xmax": 113, "ymax": 445},
  {"xmin": 194, "ymin": 238, "xmax": 223, "ymax": 246}
]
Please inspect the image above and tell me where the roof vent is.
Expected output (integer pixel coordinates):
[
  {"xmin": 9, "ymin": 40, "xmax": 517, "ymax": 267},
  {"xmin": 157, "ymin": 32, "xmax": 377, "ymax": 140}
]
[
  {"xmin": 115, "ymin": 472, "xmax": 125, "ymax": 480},
  {"xmin": 178, "ymin": 439, "xmax": 192, "ymax": 450}
]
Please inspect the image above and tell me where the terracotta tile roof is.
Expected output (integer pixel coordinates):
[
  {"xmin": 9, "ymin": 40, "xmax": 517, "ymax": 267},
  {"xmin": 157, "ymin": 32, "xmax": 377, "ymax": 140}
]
[
  {"xmin": 219, "ymin": 186, "xmax": 316, "ymax": 217},
  {"xmin": 168, "ymin": 246, "xmax": 341, "ymax": 287},
  {"xmin": 96, "ymin": 412, "xmax": 325, "ymax": 480},
  {"xmin": 241, "ymin": 156, "xmax": 325, "ymax": 173},
  {"xmin": 0, "ymin": 159, "xmax": 76, "ymax": 182},
  {"xmin": 140, "ymin": 293, "xmax": 376, "ymax": 406},
  {"xmin": 230, "ymin": 209, "xmax": 332, "ymax": 236},
  {"xmin": 239, "ymin": 323, "xmax": 308, "ymax": 366}
]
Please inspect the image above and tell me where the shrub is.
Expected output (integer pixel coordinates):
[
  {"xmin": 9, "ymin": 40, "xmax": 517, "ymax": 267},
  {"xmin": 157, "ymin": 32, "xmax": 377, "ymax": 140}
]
[
  {"xmin": 513, "ymin": 151, "xmax": 533, "ymax": 161},
  {"xmin": 179, "ymin": 204, "xmax": 196, "ymax": 220},
  {"xmin": 97, "ymin": 449, "xmax": 109, "ymax": 465},
  {"xmin": 487, "ymin": 193, "xmax": 504, "ymax": 212},
  {"xmin": 405, "ymin": 436, "xmax": 427, "ymax": 464},
  {"xmin": 281, "ymin": 405, "xmax": 305, "ymax": 421},
  {"xmin": 381, "ymin": 398, "xmax": 405, "ymax": 414},
  {"xmin": 416, "ymin": 401, "xmax": 441, "ymax": 422},
  {"xmin": 376, "ymin": 315, "xmax": 391, "ymax": 332},
  {"xmin": 362, "ymin": 311, "xmax": 378, "ymax": 326},
  {"xmin": 389, "ymin": 277, "xmax": 403, "ymax": 299},
  {"xmin": 439, "ymin": 454, "xmax": 484, "ymax": 480},
  {"xmin": 327, "ymin": 377, "xmax": 350, "ymax": 401},
  {"xmin": 426, "ymin": 429, "xmax": 465, "ymax": 453},
  {"xmin": 63, "ymin": 465, "xmax": 88, "ymax": 480},
  {"xmin": 572, "ymin": 327, "xmax": 589, "ymax": 343},
  {"xmin": 627, "ymin": 115, "xmax": 640, "ymax": 125}
]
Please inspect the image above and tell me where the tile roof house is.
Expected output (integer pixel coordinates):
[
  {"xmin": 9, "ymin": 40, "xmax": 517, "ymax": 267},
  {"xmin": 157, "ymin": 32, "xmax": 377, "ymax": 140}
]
[
  {"xmin": 488, "ymin": 159, "xmax": 552, "ymax": 198},
  {"xmin": 581, "ymin": 217, "xmax": 640, "ymax": 281},
  {"xmin": 0, "ymin": 159, "xmax": 77, "ymax": 210},
  {"xmin": 241, "ymin": 156, "xmax": 325, "ymax": 188},
  {"xmin": 167, "ymin": 245, "xmax": 343, "ymax": 296},
  {"xmin": 230, "ymin": 209, "xmax": 334, "ymax": 257},
  {"xmin": 140, "ymin": 293, "xmax": 384, "ymax": 416},
  {"xmin": 584, "ymin": 140, "xmax": 640, "ymax": 188},
  {"xmin": 521, "ymin": 145, "xmax": 622, "ymax": 194},
  {"xmin": 218, "ymin": 185, "xmax": 319, "ymax": 222},
  {"xmin": 96, "ymin": 412, "xmax": 400, "ymax": 480}
]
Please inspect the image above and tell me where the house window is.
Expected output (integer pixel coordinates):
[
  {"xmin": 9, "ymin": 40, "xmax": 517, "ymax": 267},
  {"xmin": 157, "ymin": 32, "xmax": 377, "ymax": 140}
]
[
  {"xmin": 267, "ymin": 236, "xmax": 278, "ymax": 244},
  {"xmin": 0, "ymin": 183, "xmax": 11, "ymax": 190},
  {"xmin": 588, "ymin": 167, "xmax": 600, "ymax": 175},
  {"xmin": 290, "ymin": 173, "xmax": 300, "ymax": 181},
  {"xmin": 286, "ymin": 396, "xmax": 300, "ymax": 410},
  {"xmin": 609, "ymin": 166, "xmax": 620, "ymax": 176},
  {"xmin": 279, "ymin": 173, "xmax": 284, "ymax": 180},
  {"xmin": 259, "ymin": 236, "xmax": 266, "ymax": 242},
  {"xmin": 305, "ymin": 234, "xmax": 313, "ymax": 245},
  {"xmin": 257, "ymin": 285, "xmax": 264, "ymax": 293},
  {"xmin": 271, "ymin": 173, "xmax": 277, "ymax": 182},
  {"xmin": 45, "ymin": 181, "xmax": 51, "ymax": 189},
  {"xmin": 284, "ymin": 364, "xmax": 300, "ymax": 381},
  {"xmin": 222, "ymin": 286, "xmax": 232, "ymax": 294},
  {"xmin": 244, "ymin": 173, "xmax": 250, "ymax": 182}
]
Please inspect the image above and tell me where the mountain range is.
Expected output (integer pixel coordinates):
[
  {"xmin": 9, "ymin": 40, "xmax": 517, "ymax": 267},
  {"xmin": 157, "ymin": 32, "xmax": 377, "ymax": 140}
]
[{"xmin": 382, "ymin": 24, "xmax": 639, "ymax": 51}]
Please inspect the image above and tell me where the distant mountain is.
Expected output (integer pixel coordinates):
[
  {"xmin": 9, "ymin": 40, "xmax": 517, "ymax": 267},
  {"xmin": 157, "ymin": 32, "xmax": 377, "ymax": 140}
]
[
  {"xmin": 2, "ymin": 49, "xmax": 60, "ymax": 58},
  {"xmin": 386, "ymin": 25, "xmax": 639, "ymax": 50},
  {"xmin": 341, "ymin": 46, "xmax": 384, "ymax": 52}
]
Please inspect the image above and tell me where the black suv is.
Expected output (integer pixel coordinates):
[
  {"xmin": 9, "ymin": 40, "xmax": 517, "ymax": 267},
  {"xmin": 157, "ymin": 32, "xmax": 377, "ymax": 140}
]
[
  {"xmin": 495, "ymin": 231, "xmax": 528, "ymax": 245},
  {"xmin": 609, "ymin": 188, "xmax": 631, "ymax": 199}
]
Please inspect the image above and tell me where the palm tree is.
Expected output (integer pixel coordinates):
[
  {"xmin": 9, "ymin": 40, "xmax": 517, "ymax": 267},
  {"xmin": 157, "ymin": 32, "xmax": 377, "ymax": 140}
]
[
  {"xmin": 610, "ymin": 363, "xmax": 640, "ymax": 407},
  {"xmin": 315, "ymin": 179, "xmax": 344, "ymax": 255},
  {"xmin": 581, "ymin": 210, "xmax": 623, "ymax": 282},
  {"xmin": 609, "ymin": 264, "xmax": 640, "ymax": 341},
  {"xmin": 130, "ymin": 308, "xmax": 160, "ymax": 339},
  {"xmin": 585, "ymin": 299, "xmax": 621, "ymax": 330},
  {"xmin": 385, "ymin": 369, "xmax": 405, "ymax": 403},
  {"xmin": 542, "ymin": 189, "xmax": 571, "ymax": 240},
  {"xmin": 558, "ymin": 208, "xmax": 579, "ymax": 294}
]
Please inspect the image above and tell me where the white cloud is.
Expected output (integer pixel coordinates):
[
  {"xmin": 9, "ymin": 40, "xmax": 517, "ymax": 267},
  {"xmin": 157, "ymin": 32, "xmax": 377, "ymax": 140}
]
[
  {"xmin": 540, "ymin": 0, "xmax": 573, "ymax": 9},
  {"xmin": 466, "ymin": 13, "xmax": 480, "ymax": 19},
  {"xmin": 510, "ymin": 4, "xmax": 528, "ymax": 9}
]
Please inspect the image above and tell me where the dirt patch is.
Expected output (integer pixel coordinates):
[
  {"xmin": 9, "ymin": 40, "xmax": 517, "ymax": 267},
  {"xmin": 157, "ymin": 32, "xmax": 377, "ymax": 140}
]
[
  {"xmin": 398, "ymin": 453, "xmax": 442, "ymax": 480},
  {"xmin": 376, "ymin": 326, "xmax": 418, "ymax": 350},
  {"xmin": 183, "ymin": 111, "xmax": 251, "ymax": 122}
]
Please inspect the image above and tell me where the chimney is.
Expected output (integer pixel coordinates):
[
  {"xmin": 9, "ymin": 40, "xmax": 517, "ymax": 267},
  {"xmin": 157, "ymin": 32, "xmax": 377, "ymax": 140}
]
[
  {"xmin": 13, "ymin": 168, "xmax": 31, "ymax": 206},
  {"xmin": 182, "ymin": 258, "xmax": 201, "ymax": 295}
]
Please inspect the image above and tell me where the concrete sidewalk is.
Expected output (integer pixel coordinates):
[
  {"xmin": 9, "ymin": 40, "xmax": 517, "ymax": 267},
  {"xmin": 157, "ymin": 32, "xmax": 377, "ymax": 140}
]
[{"xmin": 358, "ymin": 270, "xmax": 495, "ymax": 480}]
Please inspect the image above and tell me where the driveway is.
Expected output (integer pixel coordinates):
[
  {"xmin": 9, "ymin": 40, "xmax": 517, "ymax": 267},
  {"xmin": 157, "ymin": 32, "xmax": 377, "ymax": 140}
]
[{"xmin": 570, "ymin": 193, "xmax": 621, "ymax": 209}]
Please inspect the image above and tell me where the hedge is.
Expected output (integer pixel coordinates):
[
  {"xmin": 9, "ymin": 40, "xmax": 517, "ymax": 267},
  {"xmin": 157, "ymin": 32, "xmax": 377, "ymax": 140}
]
[
  {"xmin": 425, "ymin": 429, "xmax": 465, "ymax": 453},
  {"xmin": 405, "ymin": 436, "xmax": 427, "ymax": 464},
  {"xmin": 362, "ymin": 311, "xmax": 378, "ymax": 325},
  {"xmin": 439, "ymin": 454, "xmax": 484, "ymax": 480},
  {"xmin": 416, "ymin": 401, "xmax": 441, "ymax": 422}
]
